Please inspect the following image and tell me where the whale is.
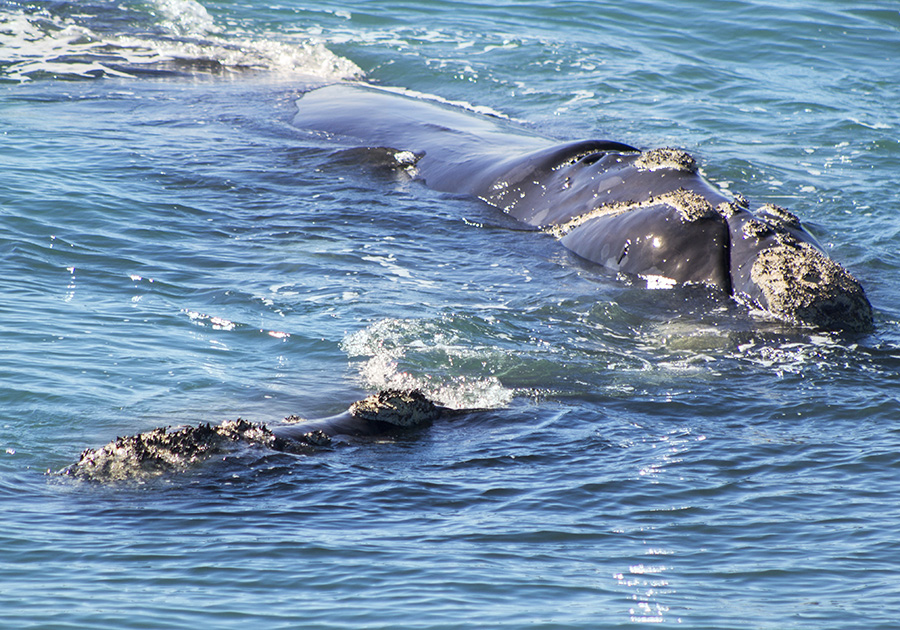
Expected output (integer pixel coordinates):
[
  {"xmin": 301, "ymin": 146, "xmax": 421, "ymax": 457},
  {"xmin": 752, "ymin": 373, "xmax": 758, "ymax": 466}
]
[
  {"xmin": 293, "ymin": 84, "xmax": 873, "ymax": 332},
  {"xmin": 62, "ymin": 390, "xmax": 452, "ymax": 481}
]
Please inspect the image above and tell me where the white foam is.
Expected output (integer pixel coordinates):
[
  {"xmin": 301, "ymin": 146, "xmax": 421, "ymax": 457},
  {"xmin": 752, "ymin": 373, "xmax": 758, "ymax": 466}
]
[
  {"xmin": 341, "ymin": 318, "xmax": 515, "ymax": 410},
  {"xmin": 152, "ymin": 0, "xmax": 217, "ymax": 37},
  {"xmin": 372, "ymin": 84, "xmax": 516, "ymax": 121},
  {"xmin": 0, "ymin": 4, "xmax": 363, "ymax": 82}
]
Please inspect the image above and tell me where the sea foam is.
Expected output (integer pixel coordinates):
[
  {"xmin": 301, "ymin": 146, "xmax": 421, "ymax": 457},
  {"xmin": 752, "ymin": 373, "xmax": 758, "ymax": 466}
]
[{"xmin": 0, "ymin": 0, "xmax": 363, "ymax": 82}]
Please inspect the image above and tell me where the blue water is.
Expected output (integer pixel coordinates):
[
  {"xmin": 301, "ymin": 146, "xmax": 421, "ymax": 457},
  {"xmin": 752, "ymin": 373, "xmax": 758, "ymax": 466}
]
[{"xmin": 2, "ymin": 1, "xmax": 899, "ymax": 627}]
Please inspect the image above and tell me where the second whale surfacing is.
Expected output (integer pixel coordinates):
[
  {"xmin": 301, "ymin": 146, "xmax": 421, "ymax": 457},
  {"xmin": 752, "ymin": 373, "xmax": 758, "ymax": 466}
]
[
  {"xmin": 293, "ymin": 84, "xmax": 873, "ymax": 332},
  {"xmin": 62, "ymin": 390, "xmax": 453, "ymax": 481}
]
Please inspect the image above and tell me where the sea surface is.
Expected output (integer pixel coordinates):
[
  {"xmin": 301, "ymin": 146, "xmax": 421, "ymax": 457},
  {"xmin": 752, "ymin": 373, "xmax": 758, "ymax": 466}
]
[{"xmin": 1, "ymin": 1, "xmax": 899, "ymax": 628}]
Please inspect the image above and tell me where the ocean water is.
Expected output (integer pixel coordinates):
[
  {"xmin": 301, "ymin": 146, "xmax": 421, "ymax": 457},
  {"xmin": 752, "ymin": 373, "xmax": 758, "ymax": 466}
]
[{"xmin": 2, "ymin": 0, "xmax": 899, "ymax": 627}]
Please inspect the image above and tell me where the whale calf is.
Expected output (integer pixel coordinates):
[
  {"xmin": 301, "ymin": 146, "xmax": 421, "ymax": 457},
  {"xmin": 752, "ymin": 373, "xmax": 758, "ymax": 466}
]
[
  {"xmin": 293, "ymin": 84, "xmax": 872, "ymax": 332},
  {"xmin": 62, "ymin": 390, "xmax": 450, "ymax": 481}
]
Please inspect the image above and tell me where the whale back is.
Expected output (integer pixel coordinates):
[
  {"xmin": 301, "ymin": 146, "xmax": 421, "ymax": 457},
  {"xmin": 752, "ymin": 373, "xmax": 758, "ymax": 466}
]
[{"xmin": 294, "ymin": 85, "xmax": 872, "ymax": 331}]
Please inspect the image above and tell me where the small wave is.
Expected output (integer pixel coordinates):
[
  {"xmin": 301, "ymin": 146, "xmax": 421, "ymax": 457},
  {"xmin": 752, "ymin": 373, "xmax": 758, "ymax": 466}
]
[
  {"xmin": 181, "ymin": 309, "xmax": 290, "ymax": 339},
  {"xmin": 152, "ymin": 0, "xmax": 217, "ymax": 37},
  {"xmin": 341, "ymin": 317, "xmax": 515, "ymax": 410},
  {"xmin": 372, "ymin": 84, "xmax": 517, "ymax": 121},
  {"xmin": 731, "ymin": 332, "xmax": 861, "ymax": 376},
  {"xmin": 0, "ymin": 1, "xmax": 363, "ymax": 82}
]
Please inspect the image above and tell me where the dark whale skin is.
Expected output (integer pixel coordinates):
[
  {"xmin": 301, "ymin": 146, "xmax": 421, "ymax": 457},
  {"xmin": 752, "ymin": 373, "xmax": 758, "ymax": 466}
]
[{"xmin": 294, "ymin": 84, "xmax": 872, "ymax": 332}]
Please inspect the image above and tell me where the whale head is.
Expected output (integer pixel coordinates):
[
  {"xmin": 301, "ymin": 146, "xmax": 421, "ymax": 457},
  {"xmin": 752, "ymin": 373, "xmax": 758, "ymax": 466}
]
[
  {"xmin": 747, "ymin": 241, "xmax": 873, "ymax": 332},
  {"xmin": 726, "ymin": 208, "xmax": 873, "ymax": 332}
]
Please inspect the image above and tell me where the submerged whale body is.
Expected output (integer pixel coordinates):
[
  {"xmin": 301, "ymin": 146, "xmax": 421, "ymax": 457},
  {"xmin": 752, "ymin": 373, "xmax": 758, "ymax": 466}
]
[
  {"xmin": 293, "ymin": 84, "xmax": 873, "ymax": 332},
  {"xmin": 63, "ymin": 390, "xmax": 450, "ymax": 481}
]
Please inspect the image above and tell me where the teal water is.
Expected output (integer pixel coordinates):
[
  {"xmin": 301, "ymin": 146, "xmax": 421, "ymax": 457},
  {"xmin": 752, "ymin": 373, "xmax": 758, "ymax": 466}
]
[{"xmin": 2, "ymin": 1, "xmax": 899, "ymax": 628}]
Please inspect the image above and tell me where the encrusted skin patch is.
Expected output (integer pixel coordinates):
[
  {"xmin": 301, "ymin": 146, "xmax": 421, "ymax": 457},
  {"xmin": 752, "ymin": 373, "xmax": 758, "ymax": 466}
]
[
  {"xmin": 663, "ymin": 188, "xmax": 717, "ymax": 222},
  {"xmin": 546, "ymin": 187, "xmax": 717, "ymax": 238},
  {"xmin": 716, "ymin": 201, "xmax": 742, "ymax": 218},
  {"xmin": 62, "ymin": 419, "xmax": 306, "ymax": 481},
  {"xmin": 758, "ymin": 203, "xmax": 801, "ymax": 229},
  {"xmin": 742, "ymin": 219, "xmax": 775, "ymax": 240},
  {"xmin": 349, "ymin": 389, "xmax": 445, "ymax": 426},
  {"xmin": 750, "ymin": 240, "xmax": 872, "ymax": 332},
  {"xmin": 634, "ymin": 147, "xmax": 698, "ymax": 173}
]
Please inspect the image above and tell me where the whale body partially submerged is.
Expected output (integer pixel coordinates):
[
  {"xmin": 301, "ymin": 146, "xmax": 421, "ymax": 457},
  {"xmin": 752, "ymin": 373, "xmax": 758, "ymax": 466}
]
[
  {"xmin": 293, "ymin": 84, "xmax": 872, "ymax": 332},
  {"xmin": 62, "ymin": 390, "xmax": 450, "ymax": 481}
]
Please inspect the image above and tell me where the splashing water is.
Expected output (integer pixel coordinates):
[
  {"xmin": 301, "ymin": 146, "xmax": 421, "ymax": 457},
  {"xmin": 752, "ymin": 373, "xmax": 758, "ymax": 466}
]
[
  {"xmin": 341, "ymin": 317, "xmax": 516, "ymax": 410},
  {"xmin": 0, "ymin": 0, "xmax": 363, "ymax": 81}
]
